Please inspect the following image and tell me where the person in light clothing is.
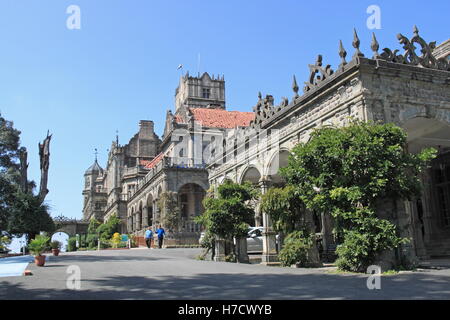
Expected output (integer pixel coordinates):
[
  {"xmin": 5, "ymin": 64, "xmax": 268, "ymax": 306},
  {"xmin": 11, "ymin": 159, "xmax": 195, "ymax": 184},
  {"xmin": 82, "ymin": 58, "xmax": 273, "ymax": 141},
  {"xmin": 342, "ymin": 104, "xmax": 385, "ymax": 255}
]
[{"xmin": 144, "ymin": 227, "xmax": 153, "ymax": 249}]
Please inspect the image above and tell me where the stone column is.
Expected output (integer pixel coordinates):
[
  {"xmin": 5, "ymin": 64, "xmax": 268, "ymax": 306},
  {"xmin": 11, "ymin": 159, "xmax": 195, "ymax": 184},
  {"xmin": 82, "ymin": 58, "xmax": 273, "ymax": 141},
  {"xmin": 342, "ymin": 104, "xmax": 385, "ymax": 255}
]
[
  {"xmin": 143, "ymin": 207, "xmax": 149, "ymax": 227},
  {"xmin": 135, "ymin": 213, "xmax": 140, "ymax": 231},
  {"xmin": 214, "ymin": 238, "xmax": 226, "ymax": 262},
  {"xmin": 260, "ymin": 177, "xmax": 279, "ymax": 265},
  {"xmin": 236, "ymin": 237, "xmax": 249, "ymax": 263}
]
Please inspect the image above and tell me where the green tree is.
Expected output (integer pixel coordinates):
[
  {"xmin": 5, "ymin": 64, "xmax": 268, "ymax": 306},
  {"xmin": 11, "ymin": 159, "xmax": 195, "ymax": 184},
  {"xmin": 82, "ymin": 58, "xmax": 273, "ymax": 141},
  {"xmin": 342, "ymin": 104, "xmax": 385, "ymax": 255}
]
[
  {"xmin": 260, "ymin": 185, "xmax": 305, "ymax": 234},
  {"xmin": 88, "ymin": 217, "xmax": 101, "ymax": 234},
  {"xmin": 1, "ymin": 113, "xmax": 53, "ymax": 241},
  {"xmin": 7, "ymin": 192, "xmax": 55, "ymax": 240},
  {"xmin": 0, "ymin": 114, "xmax": 21, "ymax": 233},
  {"xmin": 280, "ymin": 121, "xmax": 436, "ymax": 272},
  {"xmin": 261, "ymin": 185, "xmax": 321, "ymax": 267},
  {"xmin": 197, "ymin": 181, "xmax": 258, "ymax": 259},
  {"xmin": 158, "ymin": 191, "xmax": 181, "ymax": 232},
  {"xmin": 97, "ymin": 214, "xmax": 121, "ymax": 240}
]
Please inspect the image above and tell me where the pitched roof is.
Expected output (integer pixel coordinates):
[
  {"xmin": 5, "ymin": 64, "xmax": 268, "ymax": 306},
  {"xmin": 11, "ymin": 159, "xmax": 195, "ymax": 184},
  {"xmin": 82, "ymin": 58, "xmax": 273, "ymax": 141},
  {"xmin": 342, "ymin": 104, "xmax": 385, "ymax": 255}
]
[
  {"xmin": 186, "ymin": 108, "xmax": 255, "ymax": 129},
  {"xmin": 141, "ymin": 153, "xmax": 164, "ymax": 170},
  {"xmin": 85, "ymin": 160, "xmax": 103, "ymax": 174}
]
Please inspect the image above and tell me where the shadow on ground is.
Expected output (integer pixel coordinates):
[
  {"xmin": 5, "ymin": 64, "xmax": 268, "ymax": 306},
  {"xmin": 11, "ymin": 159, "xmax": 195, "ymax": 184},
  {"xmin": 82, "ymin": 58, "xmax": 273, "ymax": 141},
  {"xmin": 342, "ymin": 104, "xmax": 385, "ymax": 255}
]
[{"xmin": 1, "ymin": 270, "xmax": 450, "ymax": 300}]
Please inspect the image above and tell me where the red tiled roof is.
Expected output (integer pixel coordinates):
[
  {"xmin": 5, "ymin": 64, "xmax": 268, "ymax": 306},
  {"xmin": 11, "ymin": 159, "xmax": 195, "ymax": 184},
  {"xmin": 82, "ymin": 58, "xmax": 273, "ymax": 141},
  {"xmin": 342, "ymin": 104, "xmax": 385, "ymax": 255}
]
[
  {"xmin": 140, "ymin": 160, "xmax": 152, "ymax": 167},
  {"xmin": 174, "ymin": 114, "xmax": 184, "ymax": 123},
  {"xmin": 188, "ymin": 108, "xmax": 255, "ymax": 129},
  {"xmin": 141, "ymin": 153, "xmax": 164, "ymax": 169}
]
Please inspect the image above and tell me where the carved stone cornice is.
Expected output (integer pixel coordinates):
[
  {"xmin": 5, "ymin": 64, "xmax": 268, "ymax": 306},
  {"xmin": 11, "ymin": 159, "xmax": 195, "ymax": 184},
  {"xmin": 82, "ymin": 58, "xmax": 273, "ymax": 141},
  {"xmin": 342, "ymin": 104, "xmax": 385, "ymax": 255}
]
[{"xmin": 379, "ymin": 26, "xmax": 450, "ymax": 71}]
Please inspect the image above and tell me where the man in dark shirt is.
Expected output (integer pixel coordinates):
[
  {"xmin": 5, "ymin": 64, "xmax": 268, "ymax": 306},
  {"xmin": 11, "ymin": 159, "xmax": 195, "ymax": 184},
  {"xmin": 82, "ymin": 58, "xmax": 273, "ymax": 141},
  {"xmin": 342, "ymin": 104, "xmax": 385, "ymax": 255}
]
[{"xmin": 156, "ymin": 225, "xmax": 165, "ymax": 249}]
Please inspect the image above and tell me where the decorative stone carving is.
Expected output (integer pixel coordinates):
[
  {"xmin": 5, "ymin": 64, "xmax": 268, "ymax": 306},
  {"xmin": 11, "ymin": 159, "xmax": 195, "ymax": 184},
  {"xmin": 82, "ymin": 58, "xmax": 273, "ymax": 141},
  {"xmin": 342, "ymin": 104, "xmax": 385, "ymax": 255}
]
[
  {"xmin": 303, "ymin": 55, "xmax": 334, "ymax": 93},
  {"xmin": 339, "ymin": 40, "xmax": 347, "ymax": 69},
  {"xmin": 292, "ymin": 75, "xmax": 299, "ymax": 98},
  {"xmin": 371, "ymin": 33, "xmax": 381, "ymax": 59},
  {"xmin": 250, "ymin": 94, "xmax": 276, "ymax": 128},
  {"xmin": 352, "ymin": 29, "xmax": 365, "ymax": 59},
  {"xmin": 379, "ymin": 26, "xmax": 450, "ymax": 71}
]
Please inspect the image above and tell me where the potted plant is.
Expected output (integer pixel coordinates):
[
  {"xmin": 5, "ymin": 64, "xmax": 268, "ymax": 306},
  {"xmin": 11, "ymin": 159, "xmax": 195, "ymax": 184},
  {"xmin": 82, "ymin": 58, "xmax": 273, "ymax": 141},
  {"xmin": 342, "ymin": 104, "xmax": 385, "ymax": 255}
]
[
  {"xmin": 28, "ymin": 235, "xmax": 50, "ymax": 266},
  {"xmin": 50, "ymin": 240, "xmax": 62, "ymax": 256}
]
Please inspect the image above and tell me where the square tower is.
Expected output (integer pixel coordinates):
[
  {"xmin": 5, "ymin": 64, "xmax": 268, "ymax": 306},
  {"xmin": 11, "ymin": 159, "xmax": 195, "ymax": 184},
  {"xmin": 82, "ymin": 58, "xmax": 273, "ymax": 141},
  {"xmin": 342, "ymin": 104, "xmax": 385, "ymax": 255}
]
[{"xmin": 175, "ymin": 72, "xmax": 226, "ymax": 112}]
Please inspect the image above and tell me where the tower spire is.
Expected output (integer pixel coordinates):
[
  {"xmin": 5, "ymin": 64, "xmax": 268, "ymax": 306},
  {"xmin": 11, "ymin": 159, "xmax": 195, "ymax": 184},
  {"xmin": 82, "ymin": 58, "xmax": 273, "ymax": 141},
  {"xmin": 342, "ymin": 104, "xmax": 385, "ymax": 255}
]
[{"xmin": 94, "ymin": 148, "xmax": 98, "ymax": 162}]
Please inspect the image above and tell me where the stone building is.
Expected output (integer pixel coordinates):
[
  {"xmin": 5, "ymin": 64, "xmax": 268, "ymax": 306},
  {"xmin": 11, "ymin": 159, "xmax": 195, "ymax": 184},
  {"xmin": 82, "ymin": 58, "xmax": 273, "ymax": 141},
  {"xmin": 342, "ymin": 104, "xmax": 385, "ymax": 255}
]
[
  {"xmin": 83, "ymin": 120, "xmax": 161, "ymax": 233},
  {"xmin": 83, "ymin": 26, "xmax": 450, "ymax": 267},
  {"xmin": 83, "ymin": 72, "xmax": 254, "ymax": 243},
  {"xmin": 207, "ymin": 27, "xmax": 450, "ymax": 265}
]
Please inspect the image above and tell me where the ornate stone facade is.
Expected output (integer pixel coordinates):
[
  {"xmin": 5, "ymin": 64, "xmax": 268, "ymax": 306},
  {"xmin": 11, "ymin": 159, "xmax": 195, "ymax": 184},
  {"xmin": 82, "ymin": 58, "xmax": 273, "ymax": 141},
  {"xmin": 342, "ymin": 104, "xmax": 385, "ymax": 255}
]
[
  {"xmin": 83, "ymin": 27, "xmax": 450, "ymax": 266},
  {"xmin": 207, "ymin": 27, "xmax": 450, "ymax": 265}
]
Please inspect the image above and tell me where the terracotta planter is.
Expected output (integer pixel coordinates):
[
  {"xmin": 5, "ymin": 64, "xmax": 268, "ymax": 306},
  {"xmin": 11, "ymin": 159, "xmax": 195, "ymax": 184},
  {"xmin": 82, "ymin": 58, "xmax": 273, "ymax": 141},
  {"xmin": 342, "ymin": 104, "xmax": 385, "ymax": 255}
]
[
  {"xmin": 52, "ymin": 249, "xmax": 60, "ymax": 256},
  {"xmin": 34, "ymin": 255, "xmax": 46, "ymax": 267}
]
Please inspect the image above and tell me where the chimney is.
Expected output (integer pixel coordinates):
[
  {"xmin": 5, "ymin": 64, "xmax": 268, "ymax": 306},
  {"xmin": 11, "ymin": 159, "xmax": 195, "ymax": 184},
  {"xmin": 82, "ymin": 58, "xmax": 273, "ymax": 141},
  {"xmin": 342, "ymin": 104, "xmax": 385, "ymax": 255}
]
[{"xmin": 139, "ymin": 120, "xmax": 154, "ymax": 140}]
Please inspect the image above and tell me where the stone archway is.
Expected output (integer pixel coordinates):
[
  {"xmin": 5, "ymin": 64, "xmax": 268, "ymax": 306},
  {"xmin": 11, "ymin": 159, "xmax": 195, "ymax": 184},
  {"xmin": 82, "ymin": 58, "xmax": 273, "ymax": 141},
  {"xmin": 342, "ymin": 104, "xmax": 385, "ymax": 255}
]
[
  {"xmin": 240, "ymin": 166, "xmax": 262, "ymax": 185},
  {"xmin": 178, "ymin": 183, "xmax": 206, "ymax": 232},
  {"xmin": 266, "ymin": 149, "xmax": 290, "ymax": 187},
  {"xmin": 402, "ymin": 116, "xmax": 450, "ymax": 258},
  {"xmin": 51, "ymin": 232, "xmax": 69, "ymax": 252}
]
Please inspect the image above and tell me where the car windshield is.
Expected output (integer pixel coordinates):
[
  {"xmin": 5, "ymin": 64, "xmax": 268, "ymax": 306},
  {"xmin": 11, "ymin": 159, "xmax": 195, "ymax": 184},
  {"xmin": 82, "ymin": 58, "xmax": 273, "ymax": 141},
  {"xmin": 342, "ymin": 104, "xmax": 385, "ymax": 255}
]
[{"xmin": 248, "ymin": 228, "xmax": 262, "ymax": 237}]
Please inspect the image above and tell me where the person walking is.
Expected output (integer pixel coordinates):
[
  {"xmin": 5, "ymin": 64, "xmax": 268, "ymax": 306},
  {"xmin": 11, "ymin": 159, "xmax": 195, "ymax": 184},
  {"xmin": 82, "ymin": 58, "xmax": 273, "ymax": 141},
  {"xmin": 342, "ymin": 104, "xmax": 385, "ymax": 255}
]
[
  {"xmin": 144, "ymin": 227, "xmax": 153, "ymax": 249},
  {"xmin": 156, "ymin": 225, "xmax": 165, "ymax": 249}
]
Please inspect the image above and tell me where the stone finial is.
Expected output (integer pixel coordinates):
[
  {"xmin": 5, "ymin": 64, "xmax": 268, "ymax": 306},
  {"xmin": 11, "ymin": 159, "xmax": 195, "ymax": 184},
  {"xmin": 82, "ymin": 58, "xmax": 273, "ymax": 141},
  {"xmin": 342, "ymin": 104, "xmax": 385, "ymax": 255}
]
[
  {"xmin": 339, "ymin": 40, "xmax": 347, "ymax": 69},
  {"xmin": 371, "ymin": 32, "xmax": 380, "ymax": 59},
  {"xmin": 304, "ymin": 55, "xmax": 334, "ymax": 93},
  {"xmin": 258, "ymin": 91, "xmax": 262, "ymax": 100},
  {"xmin": 413, "ymin": 25, "xmax": 419, "ymax": 36},
  {"xmin": 292, "ymin": 75, "xmax": 299, "ymax": 97},
  {"xmin": 352, "ymin": 29, "xmax": 364, "ymax": 59}
]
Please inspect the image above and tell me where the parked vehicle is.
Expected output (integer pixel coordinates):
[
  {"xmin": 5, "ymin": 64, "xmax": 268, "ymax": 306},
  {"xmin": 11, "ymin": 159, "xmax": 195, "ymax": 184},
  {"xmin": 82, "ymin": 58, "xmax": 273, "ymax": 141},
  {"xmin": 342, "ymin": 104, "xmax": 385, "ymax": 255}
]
[
  {"xmin": 247, "ymin": 227, "xmax": 280, "ymax": 253},
  {"xmin": 199, "ymin": 232, "xmax": 206, "ymax": 245},
  {"xmin": 198, "ymin": 227, "xmax": 279, "ymax": 253}
]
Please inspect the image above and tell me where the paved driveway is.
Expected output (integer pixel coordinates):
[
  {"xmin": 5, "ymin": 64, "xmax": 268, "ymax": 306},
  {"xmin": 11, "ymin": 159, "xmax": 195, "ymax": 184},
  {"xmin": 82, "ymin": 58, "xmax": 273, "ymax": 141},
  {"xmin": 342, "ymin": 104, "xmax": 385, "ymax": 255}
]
[{"xmin": 1, "ymin": 248, "xmax": 450, "ymax": 300}]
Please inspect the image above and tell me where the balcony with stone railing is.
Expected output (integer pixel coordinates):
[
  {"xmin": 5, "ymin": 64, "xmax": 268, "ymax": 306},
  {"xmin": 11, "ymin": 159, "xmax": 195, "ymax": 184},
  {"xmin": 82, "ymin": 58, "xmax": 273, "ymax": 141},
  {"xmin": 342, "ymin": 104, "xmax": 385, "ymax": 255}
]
[{"xmin": 129, "ymin": 157, "xmax": 207, "ymax": 200}]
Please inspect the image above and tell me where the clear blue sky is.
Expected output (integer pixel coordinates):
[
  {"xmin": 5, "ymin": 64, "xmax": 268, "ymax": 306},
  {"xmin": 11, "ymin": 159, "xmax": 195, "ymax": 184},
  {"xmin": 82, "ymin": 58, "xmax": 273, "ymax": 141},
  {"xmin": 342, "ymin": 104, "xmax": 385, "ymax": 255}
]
[{"xmin": 0, "ymin": 0, "xmax": 448, "ymax": 220}]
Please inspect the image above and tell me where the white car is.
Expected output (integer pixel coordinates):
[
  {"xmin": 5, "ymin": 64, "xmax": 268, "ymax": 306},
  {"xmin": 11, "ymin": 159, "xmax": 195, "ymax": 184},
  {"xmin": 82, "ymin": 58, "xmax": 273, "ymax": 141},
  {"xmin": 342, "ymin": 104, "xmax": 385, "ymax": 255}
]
[
  {"xmin": 199, "ymin": 232, "xmax": 206, "ymax": 245},
  {"xmin": 247, "ymin": 227, "xmax": 280, "ymax": 253},
  {"xmin": 199, "ymin": 228, "xmax": 279, "ymax": 252}
]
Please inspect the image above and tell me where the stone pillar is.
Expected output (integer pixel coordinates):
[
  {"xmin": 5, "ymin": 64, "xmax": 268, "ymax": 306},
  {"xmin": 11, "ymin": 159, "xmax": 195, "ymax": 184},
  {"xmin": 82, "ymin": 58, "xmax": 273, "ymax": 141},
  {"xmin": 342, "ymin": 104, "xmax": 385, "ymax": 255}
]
[
  {"xmin": 143, "ymin": 207, "xmax": 149, "ymax": 227},
  {"xmin": 135, "ymin": 213, "xmax": 140, "ymax": 231},
  {"xmin": 153, "ymin": 200, "xmax": 159, "ymax": 225},
  {"xmin": 214, "ymin": 238, "xmax": 226, "ymax": 262},
  {"xmin": 260, "ymin": 177, "xmax": 279, "ymax": 265},
  {"xmin": 236, "ymin": 237, "xmax": 249, "ymax": 263}
]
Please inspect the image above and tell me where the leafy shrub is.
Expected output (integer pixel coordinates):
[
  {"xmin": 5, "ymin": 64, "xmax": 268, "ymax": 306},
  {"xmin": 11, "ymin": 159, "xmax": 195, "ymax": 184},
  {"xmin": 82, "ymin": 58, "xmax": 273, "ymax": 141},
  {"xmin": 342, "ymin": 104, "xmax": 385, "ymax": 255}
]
[
  {"xmin": 278, "ymin": 231, "xmax": 313, "ymax": 267},
  {"xmin": 86, "ymin": 233, "xmax": 98, "ymax": 248},
  {"xmin": 335, "ymin": 217, "xmax": 408, "ymax": 272},
  {"xmin": 50, "ymin": 240, "xmax": 61, "ymax": 250},
  {"xmin": 28, "ymin": 235, "xmax": 50, "ymax": 256},
  {"xmin": 100, "ymin": 240, "xmax": 111, "ymax": 249},
  {"xmin": 0, "ymin": 235, "xmax": 11, "ymax": 252},
  {"xmin": 67, "ymin": 237, "xmax": 77, "ymax": 252},
  {"xmin": 97, "ymin": 215, "xmax": 121, "ymax": 240},
  {"xmin": 280, "ymin": 121, "xmax": 436, "ymax": 272}
]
